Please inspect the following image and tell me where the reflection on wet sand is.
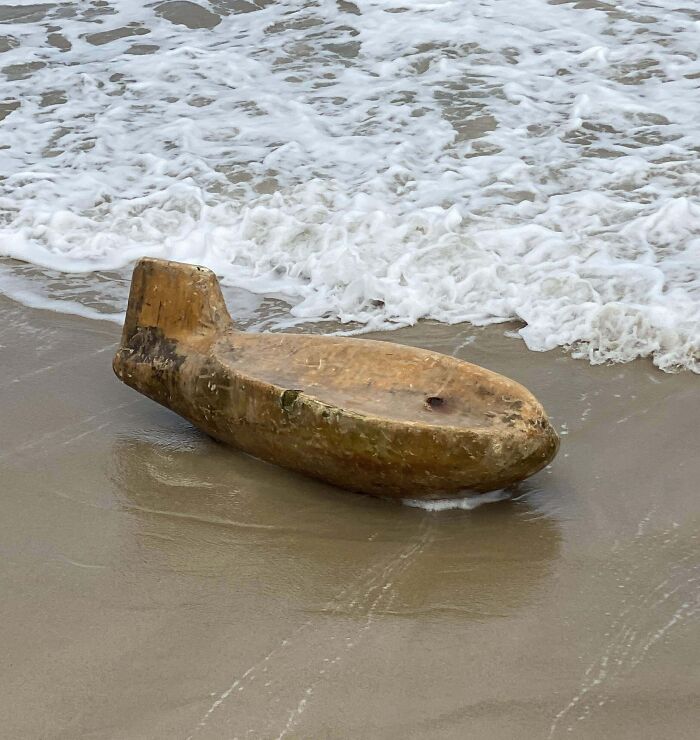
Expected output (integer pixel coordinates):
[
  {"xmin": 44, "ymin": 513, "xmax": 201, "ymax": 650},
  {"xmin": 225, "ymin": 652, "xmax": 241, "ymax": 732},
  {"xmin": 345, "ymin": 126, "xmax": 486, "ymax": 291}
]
[
  {"xmin": 110, "ymin": 428, "xmax": 562, "ymax": 619},
  {"xmin": 3, "ymin": 296, "xmax": 697, "ymax": 739},
  {"xmin": 110, "ymin": 427, "xmax": 562, "ymax": 737}
]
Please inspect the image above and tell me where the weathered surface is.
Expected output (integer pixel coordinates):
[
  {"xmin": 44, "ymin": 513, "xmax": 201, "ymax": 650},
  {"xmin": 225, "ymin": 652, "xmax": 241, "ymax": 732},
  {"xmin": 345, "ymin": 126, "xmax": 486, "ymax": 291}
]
[{"xmin": 113, "ymin": 258, "xmax": 559, "ymax": 499}]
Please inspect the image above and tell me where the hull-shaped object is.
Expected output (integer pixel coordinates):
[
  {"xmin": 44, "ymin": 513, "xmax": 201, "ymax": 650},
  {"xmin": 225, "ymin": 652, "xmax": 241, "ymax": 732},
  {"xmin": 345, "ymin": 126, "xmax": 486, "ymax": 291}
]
[{"xmin": 113, "ymin": 258, "xmax": 559, "ymax": 500}]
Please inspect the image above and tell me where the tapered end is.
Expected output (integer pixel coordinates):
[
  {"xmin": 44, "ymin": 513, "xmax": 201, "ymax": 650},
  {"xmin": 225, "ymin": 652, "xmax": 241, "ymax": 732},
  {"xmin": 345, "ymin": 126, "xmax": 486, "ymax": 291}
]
[{"xmin": 120, "ymin": 257, "xmax": 233, "ymax": 348}]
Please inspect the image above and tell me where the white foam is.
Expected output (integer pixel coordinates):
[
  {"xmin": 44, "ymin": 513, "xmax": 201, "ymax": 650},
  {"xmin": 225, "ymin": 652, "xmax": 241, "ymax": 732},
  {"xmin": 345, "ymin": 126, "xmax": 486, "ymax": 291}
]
[
  {"xmin": 402, "ymin": 489, "xmax": 510, "ymax": 511},
  {"xmin": 1, "ymin": 1, "xmax": 699, "ymax": 371},
  {"xmin": 0, "ymin": 262, "xmax": 124, "ymax": 322}
]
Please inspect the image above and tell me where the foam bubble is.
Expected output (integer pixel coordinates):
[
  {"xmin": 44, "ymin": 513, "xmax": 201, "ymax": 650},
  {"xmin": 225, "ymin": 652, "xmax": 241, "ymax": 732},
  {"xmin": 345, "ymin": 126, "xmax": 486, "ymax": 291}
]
[
  {"xmin": 402, "ymin": 489, "xmax": 511, "ymax": 511},
  {"xmin": 1, "ymin": 1, "xmax": 699, "ymax": 371}
]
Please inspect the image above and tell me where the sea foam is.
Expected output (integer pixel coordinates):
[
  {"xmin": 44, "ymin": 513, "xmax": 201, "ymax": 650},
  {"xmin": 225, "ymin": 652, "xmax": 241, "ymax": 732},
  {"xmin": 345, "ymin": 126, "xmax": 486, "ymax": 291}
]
[
  {"xmin": 1, "ymin": 0, "xmax": 698, "ymax": 371},
  {"xmin": 402, "ymin": 489, "xmax": 511, "ymax": 511}
]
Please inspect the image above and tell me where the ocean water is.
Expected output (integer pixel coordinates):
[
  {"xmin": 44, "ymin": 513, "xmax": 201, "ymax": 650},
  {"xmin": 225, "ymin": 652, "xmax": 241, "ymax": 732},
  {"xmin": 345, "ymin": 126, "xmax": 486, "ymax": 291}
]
[{"xmin": 1, "ymin": 0, "xmax": 699, "ymax": 371}]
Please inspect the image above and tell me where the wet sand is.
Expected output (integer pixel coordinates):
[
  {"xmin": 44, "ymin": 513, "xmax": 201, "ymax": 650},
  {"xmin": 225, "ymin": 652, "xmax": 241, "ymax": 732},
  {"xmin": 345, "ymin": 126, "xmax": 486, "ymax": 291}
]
[{"xmin": 1, "ymin": 294, "xmax": 698, "ymax": 739}]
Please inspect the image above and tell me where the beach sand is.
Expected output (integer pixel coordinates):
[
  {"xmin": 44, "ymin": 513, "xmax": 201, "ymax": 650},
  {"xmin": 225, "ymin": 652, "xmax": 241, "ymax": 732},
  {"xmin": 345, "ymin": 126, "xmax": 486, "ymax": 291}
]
[{"xmin": 1, "ymin": 294, "xmax": 698, "ymax": 739}]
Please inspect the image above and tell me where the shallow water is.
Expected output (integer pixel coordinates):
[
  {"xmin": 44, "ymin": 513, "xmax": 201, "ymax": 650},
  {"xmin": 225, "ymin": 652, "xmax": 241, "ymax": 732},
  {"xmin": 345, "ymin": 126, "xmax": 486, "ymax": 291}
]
[
  {"xmin": 1, "ymin": 0, "xmax": 699, "ymax": 370},
  {"xmin": 1, "ymin": 296, "xmax": 698, "ymax": 739}
]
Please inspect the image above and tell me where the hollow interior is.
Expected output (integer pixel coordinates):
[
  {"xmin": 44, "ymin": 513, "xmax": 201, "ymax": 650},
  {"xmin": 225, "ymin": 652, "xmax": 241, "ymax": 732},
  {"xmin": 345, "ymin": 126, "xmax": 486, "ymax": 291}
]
[{"xmin": 213, "ymin": 333, "xmax": 536, "ymax": 429}]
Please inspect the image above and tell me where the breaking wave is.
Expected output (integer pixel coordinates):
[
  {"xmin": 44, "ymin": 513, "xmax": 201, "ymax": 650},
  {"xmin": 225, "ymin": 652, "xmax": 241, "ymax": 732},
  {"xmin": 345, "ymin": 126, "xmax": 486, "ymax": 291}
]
[{"xmin": 1, "ymin": 0, "xmax": 699, "ymax": 371}]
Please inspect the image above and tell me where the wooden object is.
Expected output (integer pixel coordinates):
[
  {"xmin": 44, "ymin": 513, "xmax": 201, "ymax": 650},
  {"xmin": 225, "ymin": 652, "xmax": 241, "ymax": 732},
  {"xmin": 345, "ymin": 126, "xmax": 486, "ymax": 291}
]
[{"xmin": 113, "ymin": 258, "xmax": 559, "ymax": 499}]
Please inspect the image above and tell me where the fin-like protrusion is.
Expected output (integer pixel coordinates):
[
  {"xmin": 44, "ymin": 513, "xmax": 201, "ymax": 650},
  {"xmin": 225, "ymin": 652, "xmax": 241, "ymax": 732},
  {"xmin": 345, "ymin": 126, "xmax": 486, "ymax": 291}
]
[{"xmin": 120, "ymin": 257, "xmax": 233, "ymax": 347}]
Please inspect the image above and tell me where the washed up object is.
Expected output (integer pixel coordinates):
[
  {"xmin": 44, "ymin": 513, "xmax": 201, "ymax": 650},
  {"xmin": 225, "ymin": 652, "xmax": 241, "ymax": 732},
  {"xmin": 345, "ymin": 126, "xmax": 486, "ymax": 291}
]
[{"xmin": 113, "ymin": 258, "xmax": 559, "ymax": 500}]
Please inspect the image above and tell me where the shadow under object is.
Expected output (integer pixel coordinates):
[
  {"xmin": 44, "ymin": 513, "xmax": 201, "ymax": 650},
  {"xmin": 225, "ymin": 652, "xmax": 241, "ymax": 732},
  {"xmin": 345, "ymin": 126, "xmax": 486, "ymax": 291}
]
[{"xmin": 113, "ymin": 258, "xmax": 559, "ymax": 500}]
